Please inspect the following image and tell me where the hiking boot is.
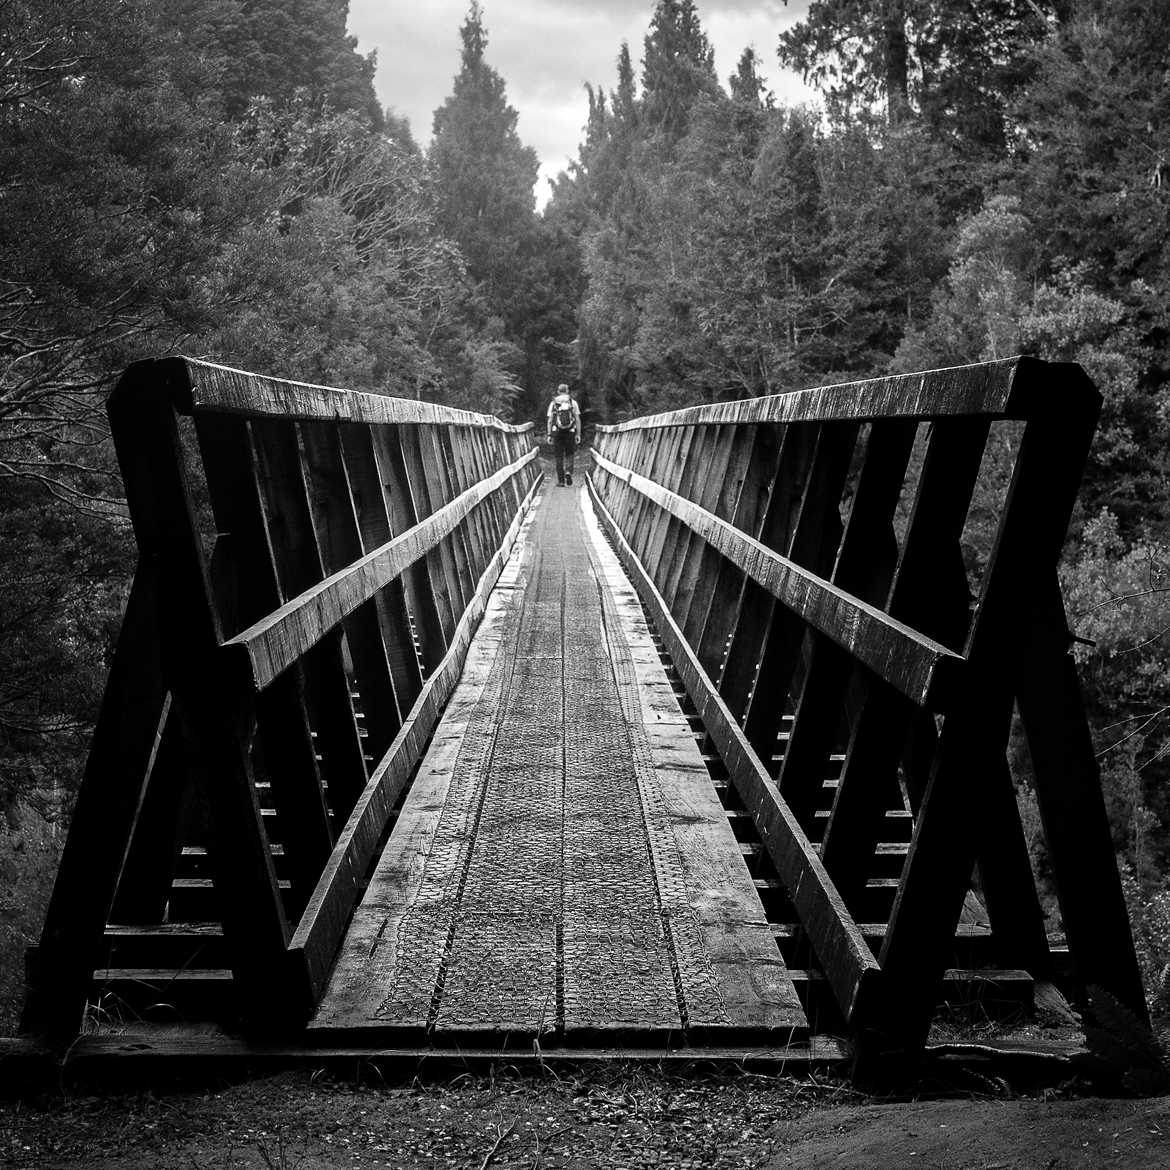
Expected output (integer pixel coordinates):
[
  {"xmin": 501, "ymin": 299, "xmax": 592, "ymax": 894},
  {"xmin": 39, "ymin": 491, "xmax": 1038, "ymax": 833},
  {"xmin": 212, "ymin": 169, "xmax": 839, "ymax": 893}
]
[{"xmin": 566, "ymin": 472, "xmax": 573, "ymax": 485}]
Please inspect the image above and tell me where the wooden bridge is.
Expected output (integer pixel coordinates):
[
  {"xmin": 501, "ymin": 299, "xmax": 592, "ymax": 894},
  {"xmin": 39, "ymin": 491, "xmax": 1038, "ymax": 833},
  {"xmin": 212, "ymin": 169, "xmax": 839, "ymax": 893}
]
[{"xmin": 22, "ymin": 355, "xmax": 1148, "ymax": 1067}]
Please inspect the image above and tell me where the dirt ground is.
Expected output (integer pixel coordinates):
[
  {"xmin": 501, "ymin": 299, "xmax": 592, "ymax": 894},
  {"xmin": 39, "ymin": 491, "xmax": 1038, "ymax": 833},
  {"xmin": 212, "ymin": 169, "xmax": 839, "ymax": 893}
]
[{"xmin": 2, "ymin": 1066, "xmax": 1168, "ymax": 1169}]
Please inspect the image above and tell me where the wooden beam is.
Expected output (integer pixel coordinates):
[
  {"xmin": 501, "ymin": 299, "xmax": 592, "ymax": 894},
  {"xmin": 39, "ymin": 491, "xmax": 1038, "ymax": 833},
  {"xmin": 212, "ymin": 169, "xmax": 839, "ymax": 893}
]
[
  {"xmin": 161, "ymin": 355, "xmax": 534, "ymax": 432},
  {"xmin": 102, "ymin": 361, "xmax": 292, "ymax": 1025},
  {"xmin": 597, "ymin": 357, "xmax": 1066, "ymax": 432},
  {"xmin": 590, "ymin": 449, "xmax": 963, "ymax": 711},
  {"xmin": 194, "ymin": 413, "xmax": 334, "ymax": 916},
  {"xmin": 1017, "ymin": 578, "xmax": 1147, "ymax": 1018},
  {"xmin": 225, "ymin": 449, "xmax": 538, "ymax": 692},
  {"xmin": 22, "ymin": 567, "xmax": 169, "ymax": 1036}
]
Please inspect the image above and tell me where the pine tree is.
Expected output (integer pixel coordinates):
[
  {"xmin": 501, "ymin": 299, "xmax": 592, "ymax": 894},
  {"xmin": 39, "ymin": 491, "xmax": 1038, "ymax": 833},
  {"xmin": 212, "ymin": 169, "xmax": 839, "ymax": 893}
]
[
  {"xmin": 429, "ymin": 4, "xmax": 584, "ymax": 418},
  {"xmin": 429, "ymin": 4, "xmax": 539, "ymax": 314},
  {"xmin": 641, "ymin": 0, "xmax": 721, "ymax": 140}
]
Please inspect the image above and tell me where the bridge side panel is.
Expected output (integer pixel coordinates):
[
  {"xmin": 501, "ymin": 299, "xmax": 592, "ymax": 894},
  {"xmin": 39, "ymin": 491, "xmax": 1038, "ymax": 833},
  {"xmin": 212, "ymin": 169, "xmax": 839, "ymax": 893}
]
[{"xmin": 590, "ymin": 357, "xmax": 1145, "ymax": 1054}]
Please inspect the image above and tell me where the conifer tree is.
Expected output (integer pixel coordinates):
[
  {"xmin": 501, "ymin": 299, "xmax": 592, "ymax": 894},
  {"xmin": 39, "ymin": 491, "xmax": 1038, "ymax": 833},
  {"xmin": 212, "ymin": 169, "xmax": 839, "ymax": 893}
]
[
  {"xmin": 641, "ymin": 0, "xmax": 720, "ymax": 140},
  {"xmin": 429, "ymin": 4, "xmax": 539, "ymax": 341}
]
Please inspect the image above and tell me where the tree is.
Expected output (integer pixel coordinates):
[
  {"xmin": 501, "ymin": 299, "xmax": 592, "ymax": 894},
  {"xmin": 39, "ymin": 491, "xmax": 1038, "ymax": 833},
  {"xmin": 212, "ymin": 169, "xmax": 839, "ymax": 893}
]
[
  {"xmin": 641, "ymin": 0, "xmax": 720, "ymax": 141},
  {"xmin": 151, "ymin": 0, "xmax": 382, "ymax": 124},
  {"xmin": 779, "ymin": 0, "xmax": 1062, "ymax": 153},
  {"xmin": 0, "ymin": 0, "xmax": 264, "ymax": 817},
  {"xmin": 429, "ymin": 4, "xmax": 581, "ymax": 419},
  {"xmin": 429, "ymin": 4, "xmax": 538, "ymax": 309},
  {"xmin": 1011, "ymin": 0, "xmax": 1170, "ymax": 294}
]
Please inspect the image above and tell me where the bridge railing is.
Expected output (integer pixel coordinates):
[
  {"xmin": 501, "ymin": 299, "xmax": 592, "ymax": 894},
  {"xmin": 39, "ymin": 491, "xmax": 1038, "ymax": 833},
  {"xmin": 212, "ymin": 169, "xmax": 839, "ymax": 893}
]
[
  {"xmin": 589, "ymin": 356, "xmax": 1146, "ymax": 1052},
  {"xmin": 25, "ymin": 357, "xmax": 541, "ymax": 1035}
]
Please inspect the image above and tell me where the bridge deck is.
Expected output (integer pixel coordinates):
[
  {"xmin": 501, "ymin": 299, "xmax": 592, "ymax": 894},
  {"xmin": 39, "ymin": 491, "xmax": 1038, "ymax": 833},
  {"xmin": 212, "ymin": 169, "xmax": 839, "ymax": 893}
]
[{"xmin": 311, "ymin": 481, "xmax": 807, "ymax": 1043}]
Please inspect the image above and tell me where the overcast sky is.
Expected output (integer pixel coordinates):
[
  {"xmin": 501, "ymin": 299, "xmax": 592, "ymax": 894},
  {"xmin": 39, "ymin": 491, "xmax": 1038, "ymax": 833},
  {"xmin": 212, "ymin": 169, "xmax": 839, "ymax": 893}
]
[{"xmin": 348, "ymin": 1, "xmax": 815, "ymax": 201}]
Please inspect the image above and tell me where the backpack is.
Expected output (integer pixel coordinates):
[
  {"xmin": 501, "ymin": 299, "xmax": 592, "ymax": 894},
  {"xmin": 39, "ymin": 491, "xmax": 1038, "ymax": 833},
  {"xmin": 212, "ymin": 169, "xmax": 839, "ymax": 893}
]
[{"xmin": 552, "ymin": 396, "xmax": 575, "ymax": 431}]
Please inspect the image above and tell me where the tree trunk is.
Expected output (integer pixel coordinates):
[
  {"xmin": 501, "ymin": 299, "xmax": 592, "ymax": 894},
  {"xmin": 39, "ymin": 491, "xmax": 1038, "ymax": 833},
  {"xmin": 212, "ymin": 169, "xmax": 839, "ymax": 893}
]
[{"xmin": 884, "ymin": 0, "xmax": 911, "ymax": 124}]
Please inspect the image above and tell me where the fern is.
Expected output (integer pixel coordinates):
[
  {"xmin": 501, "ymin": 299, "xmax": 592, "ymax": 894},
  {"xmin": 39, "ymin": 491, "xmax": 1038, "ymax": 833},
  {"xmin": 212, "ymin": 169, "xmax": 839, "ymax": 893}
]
[{"xmin": 1083, "ymin": 983, "xmax": 1170, "ymax": 1095}]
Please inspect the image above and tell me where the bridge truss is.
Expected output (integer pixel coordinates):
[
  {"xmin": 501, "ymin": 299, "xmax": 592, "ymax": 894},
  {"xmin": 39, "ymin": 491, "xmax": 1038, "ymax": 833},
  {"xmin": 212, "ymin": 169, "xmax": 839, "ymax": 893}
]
[{"xmin": 22, "ymin": 355, "xmax": 1145, "ymax": 1068}]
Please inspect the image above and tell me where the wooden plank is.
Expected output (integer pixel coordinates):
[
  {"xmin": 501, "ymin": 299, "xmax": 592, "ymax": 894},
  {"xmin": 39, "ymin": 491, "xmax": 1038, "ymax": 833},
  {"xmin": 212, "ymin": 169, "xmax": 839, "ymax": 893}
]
[
  {"xmin": 399, "ymin": 423, "xmax": 461, "ymax": 642},
  {"xmin": 339, "ymin": 425, "xmax": 424, "ymax": 715},
  {"xmin": 695, "ymin": 423, "xmax": 782, "ymax": 678},
  {"xmin": 299, "ymin": 420, "xmax": 400, "ymax": 771},
  {"xmin": 742, "ymin": 422, "xmax": 852, "ymax": 779},
  {"xmin": 580, "ymin": 491, "xmax": 806, "ymax": 1038},
  {"xmin": 680, "ymin": 426, "xmax": 749, "ymax": 649},
  {"xmin": 586, "ymin": 476, "xmax": 880, "ymax": 1023},
  {"xmin": 873, "ymin": 367, "xmax": 1115, "ymax": 1048},
  {"xmin": 1, "ymin": 1028, "xmax": 854, "ymax": 1075},
  {"xmin": 194, "ymin": 413, "xmax": 333, "ymax": 916},
  {"xmin": 782, "ymin": 420, "xmax": 917, "ymax": 836},
  {"xmin": 591, "ymin": 449, "xmax": 962, "ymax": 711},
  {"xmin": 289, "ymin": 477, "xmax": 542, "ymax": 1006},
  {"xmin": 309, "ymin": 485, "xmax": 539, "ymax": 1030},
  {"xmin": 109, "ymin": 703, "xmax": 196, "ymax": 924},
  {"xmin": 820, "ymin": 677, "xmax": 915, "ymax": 912},
  {"xmin": 251, "ymin": 417, "xmax": 368, "ymax": 831},
  {"xmin": 596, "ymin": 356, "xmax": 1052, "ymax": 432},
  {"xmin": 371, "ymin": 425, "xmax": 447, "ymax": 674},
  {"xmin": 168, "ymin": 355, "xmax": 534, "ymax": 432},
  {"xmin": 225, "ymin": 449, "xmax": 538, "ymax": 692},
  {"xmin": 674, "ymin": 426, "xmax": 738, "ymax": 637},
  {"xmin": 421, "ymin": 426, "xmax": 473, "ymax": 611},
  {"xmin": 716, "ymin": 423, "xmax": 811, "ymax": 721},
  {"xmin": 742, "ymin": 423, "xmax": 856, "ymax": 769},
  {"xmin": 887, "ymin": 418, "xmax": 988, "ymax": 650}
]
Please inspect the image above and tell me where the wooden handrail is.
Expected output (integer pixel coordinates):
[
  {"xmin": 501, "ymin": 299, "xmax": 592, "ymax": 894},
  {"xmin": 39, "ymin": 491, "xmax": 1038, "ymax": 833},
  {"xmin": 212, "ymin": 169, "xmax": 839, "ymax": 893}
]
[
  {"xmin": 591, "ymin": 448, "xmax": 964, "ymax": 710},
  {"xmin": 225, "ymin": 448, "xmax": 539, "ymax": 691},
  {"xmin": 165, "ymin": 355, "xmax": 535, "ymax": 431},
  {"xmin": 595, "ymin": 355, "xmax": 1098, "ymax": 431}
]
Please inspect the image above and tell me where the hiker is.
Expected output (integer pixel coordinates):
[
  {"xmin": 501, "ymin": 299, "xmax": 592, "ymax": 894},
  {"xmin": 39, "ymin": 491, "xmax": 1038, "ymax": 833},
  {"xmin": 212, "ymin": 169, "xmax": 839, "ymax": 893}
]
[{"xmin": 546, "ymin": 383, "xmax": 581, "ymax": 486}]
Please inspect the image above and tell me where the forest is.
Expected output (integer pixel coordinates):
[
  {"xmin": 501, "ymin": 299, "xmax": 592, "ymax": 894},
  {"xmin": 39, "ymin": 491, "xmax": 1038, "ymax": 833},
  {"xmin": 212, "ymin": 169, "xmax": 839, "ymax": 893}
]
[{"xmin": 1, "ymin": 0, "xmax": 1169, "ymax": 1029}]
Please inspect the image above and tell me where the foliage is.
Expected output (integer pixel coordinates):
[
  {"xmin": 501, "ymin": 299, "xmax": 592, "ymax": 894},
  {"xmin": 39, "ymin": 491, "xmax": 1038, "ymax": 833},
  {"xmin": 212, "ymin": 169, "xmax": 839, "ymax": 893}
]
[
  {"xmin": 0, "ymin": 0, "xmax": 541, "ymax": 827},
  {"xmin": 779, "ymin": 0, "xmax": 1062, "ymax": 153},
  {"xmin": 0, "ymin": 812, "xmax": 61, "ymax": 1033},
  {"xmin": 427, "ymin": 4, "xmax": 581, "ymax": 420},
  {"xmin": 1083, "ymin": 980, "xmax": 1170, "ymax": 1095}
]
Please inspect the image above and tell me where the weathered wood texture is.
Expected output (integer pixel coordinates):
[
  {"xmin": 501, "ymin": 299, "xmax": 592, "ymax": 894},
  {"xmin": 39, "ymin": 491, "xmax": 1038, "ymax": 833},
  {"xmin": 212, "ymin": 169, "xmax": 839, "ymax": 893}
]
[
  {"xmin": 590, "ymin": 357, "xmax": 1145, "ymax": 1054},
  {"xmin": 26, "ymin": 357, "xmax": 540, "ymax": 1037},
  {"xmin": 311, "ymin": 485, "xmax": 807, "ymax": 1043}
]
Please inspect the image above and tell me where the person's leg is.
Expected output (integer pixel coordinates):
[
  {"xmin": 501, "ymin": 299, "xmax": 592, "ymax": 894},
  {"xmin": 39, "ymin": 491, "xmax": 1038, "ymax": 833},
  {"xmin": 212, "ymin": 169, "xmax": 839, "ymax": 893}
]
[
  {"xmin": 553, "ymin": 432, "xmax": 567, "ymax": 484},
  {"xmin": 564, "ymin": 436, "xmax": 575, "ymax": 484}
]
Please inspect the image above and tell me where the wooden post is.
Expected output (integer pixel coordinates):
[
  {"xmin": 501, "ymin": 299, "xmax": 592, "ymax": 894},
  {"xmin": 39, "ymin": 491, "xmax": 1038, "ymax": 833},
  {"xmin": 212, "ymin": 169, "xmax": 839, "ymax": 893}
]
[
  {"xmin": 340, "ymin": 425, "xmax": 425, "ymax": 714},
  {"xmin": 195, "ymin": 414, "xmax": 334, "ymax": 917},
  {"xmin": 110, "ymin": 361, "xmax": 291, "ymax": 1025},
  {"xmin": 742, "ymin": 422, "xmax": 857, "ymax": 768},
  {"xmin": 299, "ymin": 420, "xmax": 401, "ymax": 781},
  {"xmin": 21, "ymin": 565, "xmax": 170, "ymax": 1036},
  {"xmin": 252, "ymin": 419, "xmax": 369, "ymax": 831},
  {"xmin": 371, "ymin": 425, "xmax": 448, "ymax": 675}
]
